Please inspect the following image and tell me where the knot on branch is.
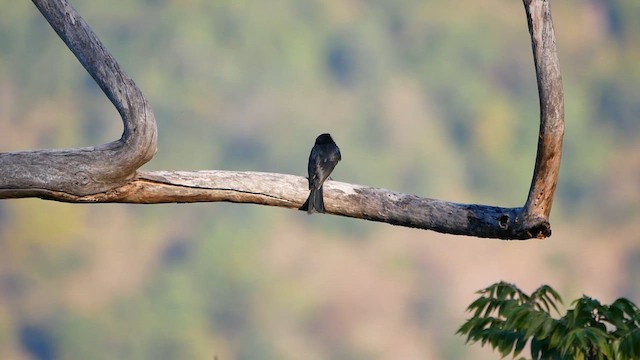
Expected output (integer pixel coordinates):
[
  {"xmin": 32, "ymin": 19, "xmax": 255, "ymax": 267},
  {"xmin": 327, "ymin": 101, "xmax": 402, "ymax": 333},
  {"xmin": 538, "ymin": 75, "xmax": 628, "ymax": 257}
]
[
  {"xmin": 498, "ymin": 214, "xmax": 510, "ymax": 230},
  {"xmin": 527, "ymin": 221, "xmax": 551, "ymax": 239},
  {"xmin": 74, "ymin": 171, "xmax": 91, "ymax": 186}
]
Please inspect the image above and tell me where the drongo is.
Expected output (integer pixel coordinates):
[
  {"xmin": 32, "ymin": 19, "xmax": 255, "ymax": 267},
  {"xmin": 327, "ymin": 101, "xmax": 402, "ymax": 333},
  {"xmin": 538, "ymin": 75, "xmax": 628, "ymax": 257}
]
[{"xmin": 301, "ymin": 133, "xmax": 341, "ymax": 214}]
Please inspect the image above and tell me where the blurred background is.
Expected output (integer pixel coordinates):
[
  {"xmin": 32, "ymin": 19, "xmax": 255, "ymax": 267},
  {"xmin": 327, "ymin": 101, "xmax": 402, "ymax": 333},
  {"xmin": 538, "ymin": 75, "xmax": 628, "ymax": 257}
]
[{"xmin": 1, "ymin": 0, "xmax": 639, "ymax": 359}]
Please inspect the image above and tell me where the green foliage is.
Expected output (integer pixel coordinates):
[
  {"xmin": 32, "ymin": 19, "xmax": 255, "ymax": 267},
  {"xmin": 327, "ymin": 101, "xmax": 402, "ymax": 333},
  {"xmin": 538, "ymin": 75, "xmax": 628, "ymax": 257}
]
[{"xmin": 458, "ymin": 282, "xmax": 640, "ymax": 360}]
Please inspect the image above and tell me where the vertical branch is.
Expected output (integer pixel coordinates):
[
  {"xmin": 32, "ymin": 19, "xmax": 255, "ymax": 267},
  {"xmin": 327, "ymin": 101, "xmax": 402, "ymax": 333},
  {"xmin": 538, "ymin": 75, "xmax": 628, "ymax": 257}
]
[{"xmin": 521, "ymin": 0, "xmax": 565, "ymax": 232}]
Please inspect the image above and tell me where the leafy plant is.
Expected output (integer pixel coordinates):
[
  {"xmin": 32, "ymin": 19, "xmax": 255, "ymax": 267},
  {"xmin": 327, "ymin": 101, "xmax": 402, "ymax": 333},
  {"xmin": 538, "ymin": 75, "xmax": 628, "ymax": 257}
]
[{"xmin": 457, "ymin": 282, "xmax": 640, "ymax": 359}]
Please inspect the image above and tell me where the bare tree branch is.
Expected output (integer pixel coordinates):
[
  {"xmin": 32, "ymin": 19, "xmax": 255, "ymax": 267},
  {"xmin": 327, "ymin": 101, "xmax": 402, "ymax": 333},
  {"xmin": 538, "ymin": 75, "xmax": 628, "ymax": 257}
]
[
  {"xmin": 2, "ymin": 170, "xmax": 526, "ymax": 238},
  {"xmin": 0, "ymin": 0, "xmax": 157, "ymax": 195},
  {"xmin": 0, "ymin": 0, "xmax": 564, "ymax": 240},
  {"xmin": 521, "ymin": 0, "xmax": 565, "ymax": 229}
]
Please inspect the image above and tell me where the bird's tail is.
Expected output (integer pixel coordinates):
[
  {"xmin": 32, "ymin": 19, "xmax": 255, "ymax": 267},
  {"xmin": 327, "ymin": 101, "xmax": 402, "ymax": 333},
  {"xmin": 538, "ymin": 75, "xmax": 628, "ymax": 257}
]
[{"xmin": 301, "ymin": 187, "xmax": 325, "ymax": 214}]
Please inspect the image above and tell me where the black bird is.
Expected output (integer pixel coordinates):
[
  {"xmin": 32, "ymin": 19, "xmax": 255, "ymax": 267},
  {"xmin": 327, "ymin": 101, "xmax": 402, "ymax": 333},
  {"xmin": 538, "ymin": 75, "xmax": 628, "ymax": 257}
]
[{"xmin": 301, "ymin": 133, "xmax": 341, "ymax": 214}]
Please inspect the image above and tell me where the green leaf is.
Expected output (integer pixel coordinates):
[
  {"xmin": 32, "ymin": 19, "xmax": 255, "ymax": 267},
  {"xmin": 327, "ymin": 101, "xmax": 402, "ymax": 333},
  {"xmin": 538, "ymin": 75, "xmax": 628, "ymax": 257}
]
[
  {"xmin": 456, "ymin": 319, "xmax": 474, "ymax": 336},
  {"xmin": 559, "ymin": 327, "xmax": 611, "ymax": 359},
  {"xmin": 496, "ymin": 282, "xmax": 515, "ymax": 300},
  {"xmin": 468, "ymin": 296, "xmax": 489, "ymax": 316},
  {"xmin": 498, "ymin": 299, "xmax": 520, "ymax": 318},
  {"xmin": 549, "ymin": 323, "xmax": 569, "ymax": 348},
  {"xmin": 537, "ymin": 317, "xmax": 556, "ymax": 339},
  {"xmin": 531, "ymin": 285, "xmax": 563, "ymax": 311},
  {"xmin": 606, "ymin": 305, "xmax": 626, "ymax": 330},
  {"xmin": 531, "ymin": 337, "xmax": 541, "ymax": 359},
  {"xmin": 513, "ymin": 333, "xmax": 527, "ymax": 358},
  {"xmin": 524, "ymin": 311, "xmax": 549, "ymax": 339},
  {"xmin": 496, "ymin": 330, "xmax": 517, "ymax": 357},
  {"xmin": 536, "ymin": 295, "xmax": 552, "ymax": 314},
  {"xmin": 612, "ymin": 298, "xmax": 640, "ymax": 325},
  {"xmin": 617, "ymin": 328, "xmax": 640, "ymax": 359},
  {"xmin": 503, "ymin": 306, "xmax": 531, "ymax": 332},
  {"xmin": 484, "ymin": 299, "xmax": 499, "ymax": 318}
]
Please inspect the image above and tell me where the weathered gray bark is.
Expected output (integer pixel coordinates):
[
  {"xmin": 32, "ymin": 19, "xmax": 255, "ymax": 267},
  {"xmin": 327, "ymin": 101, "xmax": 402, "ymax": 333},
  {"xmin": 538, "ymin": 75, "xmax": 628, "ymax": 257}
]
[
  {"xmin": 520, "ymin": 0, "xmax": 565, "ymax": 231},
  {"xmin": 0, "ymin": 0, "xmax": 157, "ymax": 195},
  {"xmin": 0, "ymin": 0, "xmax": 563, "ymax": 240}
]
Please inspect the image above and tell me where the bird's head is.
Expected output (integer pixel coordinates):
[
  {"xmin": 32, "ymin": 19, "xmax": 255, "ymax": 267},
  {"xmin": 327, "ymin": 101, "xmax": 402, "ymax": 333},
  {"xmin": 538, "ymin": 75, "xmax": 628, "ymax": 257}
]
[{"xmin": 315, "ymin": 133, "xmax": 335, "ymax": 144}]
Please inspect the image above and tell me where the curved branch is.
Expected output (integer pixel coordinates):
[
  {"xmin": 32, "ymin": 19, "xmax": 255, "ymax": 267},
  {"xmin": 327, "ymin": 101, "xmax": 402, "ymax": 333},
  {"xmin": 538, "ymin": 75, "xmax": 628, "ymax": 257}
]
[
  {"xmin": 520, "ymin": 0, "xmax": 564, "ymax": 228},
  {"xmin": 0, "ymin": 0, "xmax": 563, "ymax": 240},
  {"xmin": 0, "ymin": 0, "xmax": 157, "ymax": 195}
]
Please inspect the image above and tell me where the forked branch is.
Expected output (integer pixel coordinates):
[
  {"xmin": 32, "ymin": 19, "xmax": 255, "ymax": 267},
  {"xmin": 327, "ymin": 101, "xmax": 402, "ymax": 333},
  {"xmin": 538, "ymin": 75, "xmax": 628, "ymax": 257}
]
[
  {"xmin": 0, "ymin": 0, "xmax": 563, "ymax": 240},
  {"xmin": 0, "ymin": 0, "xmax": 157, "ymax": 195}
]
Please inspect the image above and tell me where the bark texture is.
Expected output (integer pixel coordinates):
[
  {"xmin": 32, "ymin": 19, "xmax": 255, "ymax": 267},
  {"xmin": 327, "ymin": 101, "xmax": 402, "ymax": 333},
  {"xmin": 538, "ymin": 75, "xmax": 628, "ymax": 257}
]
[
  {"xmin": 0, "ymin": 0, "xmax": 157, "ymax": 195},
  {"xmin": 521, "ymin": 0, "xmax": 565, "ymax": 228},
  {"xmin": 0, "ymin": 0, "xmax": 564, "ymax": 240}
]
